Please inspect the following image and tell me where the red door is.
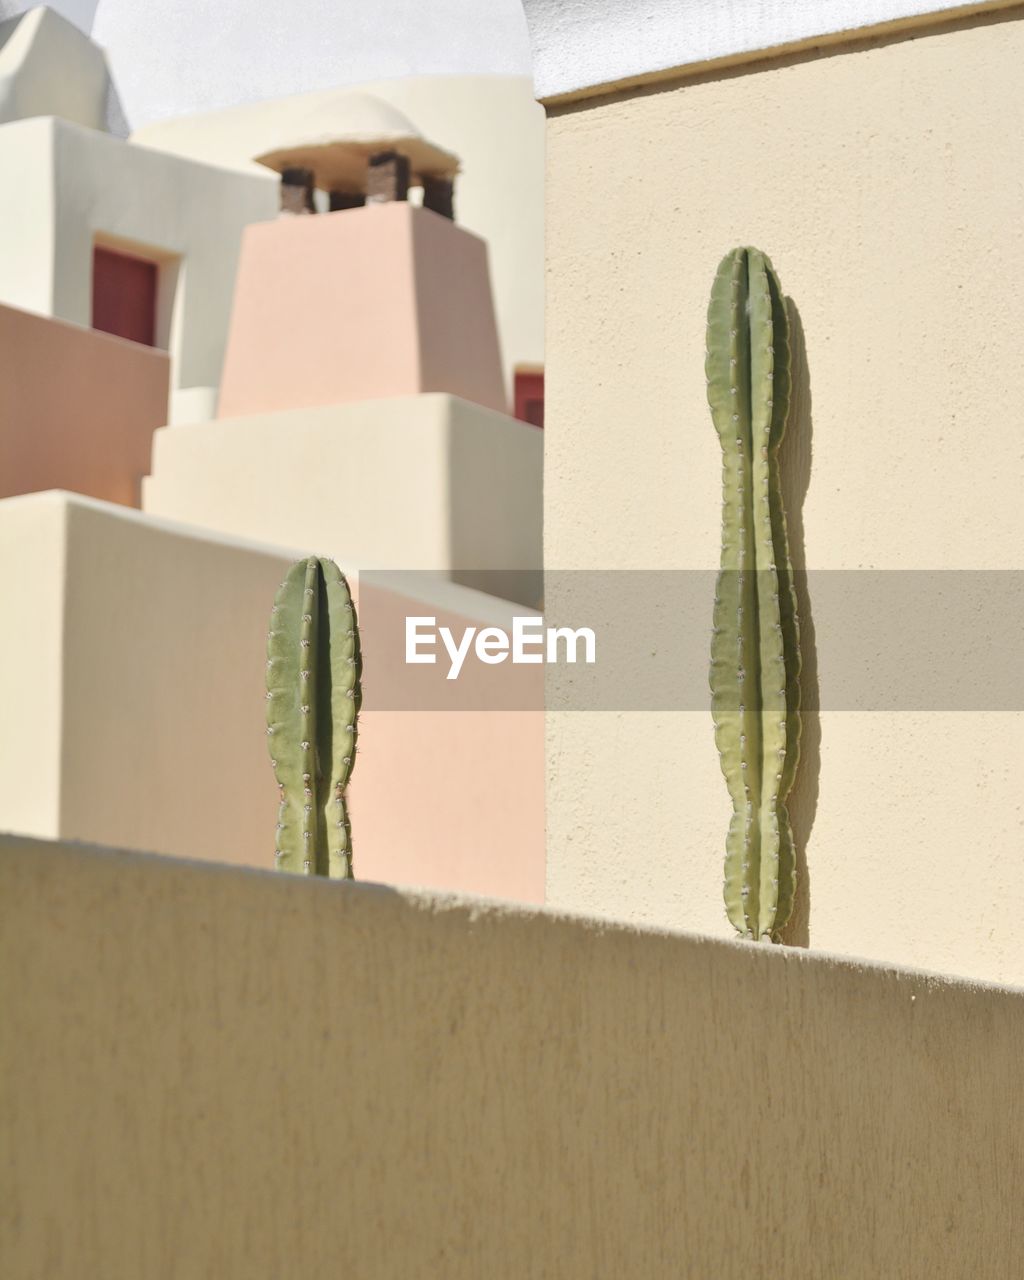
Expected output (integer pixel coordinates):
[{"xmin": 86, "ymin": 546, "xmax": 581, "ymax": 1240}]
[
  {"xmin": 92, "ymin": 246, "xmax": 158, "ymax": 347},
  {"xmin": 514, "ymin": 369, "xmax": 544, "ymax": 428}
]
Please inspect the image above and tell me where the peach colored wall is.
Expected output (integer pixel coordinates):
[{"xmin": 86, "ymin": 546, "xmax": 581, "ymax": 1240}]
[
  {"xmin": 355, "ymin": 712, "xmax": 542, "ymax": 900},
  {"xmin": 217, "ymin": 203, "xmax": 506, "ymax": 419},
  {"xmin": 0, "ymin": 492, "xmax": 544, "ymax": 903},
  {"xmin": 353, "ymin": 577, "xmax": 544, "ymax": 902},
  {"xmin": 0, "ymin": 302, "xmax": 168, "ymax": 506}
]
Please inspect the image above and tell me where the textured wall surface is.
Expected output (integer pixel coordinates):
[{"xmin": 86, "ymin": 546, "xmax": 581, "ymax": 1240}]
[
  {"xmin": 521, "ymin": 0, "xmax": 1019, "ymax": 100},
  {"xmin": 2, "ymin": 835, "xmax": 1023, "ymax": 1276},
  {"xmin": 543, "ymin": 15, "xmax": 1024, "ymax": 982}
]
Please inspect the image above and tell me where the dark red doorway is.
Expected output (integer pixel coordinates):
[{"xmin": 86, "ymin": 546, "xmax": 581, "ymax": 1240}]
[
  {"xmin": 92, "ymin": 245, "xmax": 158, "ymax": 347},
  {"xmin": 514, "ymin": 369, "xmax": 544, "ymax": 428}
]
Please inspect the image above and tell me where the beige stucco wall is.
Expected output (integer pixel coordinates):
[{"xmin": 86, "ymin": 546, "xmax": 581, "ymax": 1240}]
[
  {"xmin": 218, "ymin": 204, "xmax": 506, "ymax": 419},
  {"xmin": 0, "ymin": 491, "xmax": 543, "ymax": 902},
  {"xmin": 3, "ymin": 833, "xmax": 1023, "ymax": 1276},
  {"xmin": 0, "ymin": 496, "xmax": 66, "ymax": 839},
  {"xmin": 0, "ymin": 301, "xmax": 169, "ymax": 505},
  {"xmin": 0, "ymin": 115, "xmax": 55, "ymax": 315},
  {"xmin": 543, "ymin": 15, "xmax": 1024, "ymax": 982},
  {"xmin": 145, "ymin": 393, "xmax": 542, "ymax": 605},
  {"xmin": 132, "ymin": 75, "xmax": 544, "ymax": 401}
]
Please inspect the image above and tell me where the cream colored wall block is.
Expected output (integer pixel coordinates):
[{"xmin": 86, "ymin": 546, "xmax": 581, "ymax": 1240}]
[
  {"xmin": 3, "ymin": 834, "xmax": 1023, "ymax": 1275},
  {"xmin": 169, "ymin": 385, "xmax": 217, "ymax": 424},
  {"xmin": 0, "ymin": 492, "xmax": 544, "ymax": 901},
  {"xmin": 145, "ymin": 393, "xmax": 542, "ymax": 604},
  {"xmin": 0, "ymin": 115, "xmax": 56, "ymax": 315},
  {"xmin": 55, "ymin": 495, "xmax": 292, "ymax": 864},
  {"xmin": 0, "ymin": 494, "xmax": 66, "ymax": 840},
  {"xmin": 543, "ymin": 17, "xmax": 1024, "ymax": 982}
]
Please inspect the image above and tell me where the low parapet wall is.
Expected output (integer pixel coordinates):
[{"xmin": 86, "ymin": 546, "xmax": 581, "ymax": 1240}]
[{"xmin": 3, "ymin": 834, "xmax": 1022, "ymax": 1277}]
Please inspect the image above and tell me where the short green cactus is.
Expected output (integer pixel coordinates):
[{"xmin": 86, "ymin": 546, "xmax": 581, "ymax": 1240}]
[
  {"xmin": 266, "ymin": 557, "xmax": 361, "ymax": 877},
  {"xmin": 706, "ymin": 248, "xmax": 801, "ymax": 941}
]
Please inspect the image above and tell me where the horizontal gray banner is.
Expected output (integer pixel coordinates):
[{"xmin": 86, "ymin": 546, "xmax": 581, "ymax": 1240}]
[{"xmin": 353, "ymin": 570, "xmax": 1024, "ymax": 712}]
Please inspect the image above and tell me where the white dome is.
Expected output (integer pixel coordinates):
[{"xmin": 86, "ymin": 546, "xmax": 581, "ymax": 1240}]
[
  {"xmin": 91, "ymin": 0, "xmax": 532, "ymax": 130},
  {"xmin": 253, "ymin": 90, "xmax": 459, "ymax": 191},
  {"xmin": 267, "ymin": 90, "xmax": 424, "ymax": 144}
]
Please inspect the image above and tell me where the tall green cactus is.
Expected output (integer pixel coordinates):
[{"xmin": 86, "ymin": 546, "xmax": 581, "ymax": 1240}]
[
  {"xmin": 266, "ymin": 556, "xmax": 361, "ymax": 877},
  {"xmin": 707, "ymin": 247, "xmax": 801, "ymax": 941}
]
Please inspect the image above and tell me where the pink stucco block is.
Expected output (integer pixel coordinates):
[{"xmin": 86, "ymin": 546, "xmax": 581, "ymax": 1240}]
[
  {"xmin": 217, "ymin": 203, "xmax": 507, "ymax": 419},
  {"xmin": 348, "ymin": 577, "xmax": 545, "ymax": 904},
  {"xmin": 0, "ymin": 303, "xmax": 169, "ymax": 508}
]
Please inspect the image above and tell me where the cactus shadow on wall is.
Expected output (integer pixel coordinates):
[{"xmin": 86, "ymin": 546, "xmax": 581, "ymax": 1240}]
[{"xmin": 778, "ymin": 301, "xmax": 820, "ymax": 949}]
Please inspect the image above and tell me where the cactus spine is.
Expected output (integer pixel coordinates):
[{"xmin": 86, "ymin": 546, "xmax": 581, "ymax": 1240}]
[
  {"xmin": 266, "ymin": 557, "xmax": 361, "ymax": 877},
  {"xmin": 707, "ymin": 248, "xmax": 801, "ymax": 941}
]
